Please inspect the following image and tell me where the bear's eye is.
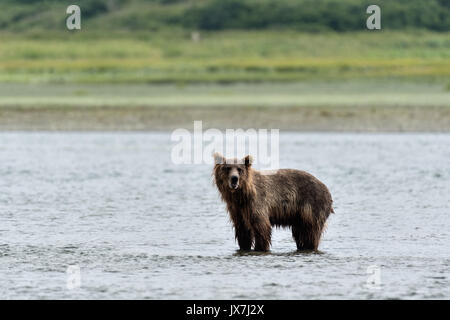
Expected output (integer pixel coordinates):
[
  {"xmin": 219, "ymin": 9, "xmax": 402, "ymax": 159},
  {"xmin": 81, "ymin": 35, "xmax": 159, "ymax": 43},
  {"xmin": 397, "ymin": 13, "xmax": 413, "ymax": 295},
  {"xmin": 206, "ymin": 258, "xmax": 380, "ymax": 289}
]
[{"xmin": 237, "ymin": 168, "xmax": 243, "ymax": 174}]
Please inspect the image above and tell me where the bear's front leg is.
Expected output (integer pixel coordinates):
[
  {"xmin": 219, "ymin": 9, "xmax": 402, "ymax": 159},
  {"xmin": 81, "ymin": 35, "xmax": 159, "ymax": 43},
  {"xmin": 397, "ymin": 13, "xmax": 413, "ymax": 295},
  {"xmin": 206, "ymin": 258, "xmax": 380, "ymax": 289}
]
[
  {"xmin": 253, "ymin": 218, "xmax": 272, "ymax": 252},
  {"xmin": 234, "ymin": 221, "xmax": 253, "ymax": 251}
]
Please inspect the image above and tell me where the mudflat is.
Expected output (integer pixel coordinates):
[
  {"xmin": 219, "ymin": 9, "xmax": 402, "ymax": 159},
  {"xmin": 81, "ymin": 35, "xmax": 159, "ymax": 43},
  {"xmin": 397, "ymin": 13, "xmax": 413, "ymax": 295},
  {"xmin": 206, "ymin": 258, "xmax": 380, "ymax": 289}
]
[{"xmin": 0, "ymin": 82, "xmax": 449, "ymax": 131}]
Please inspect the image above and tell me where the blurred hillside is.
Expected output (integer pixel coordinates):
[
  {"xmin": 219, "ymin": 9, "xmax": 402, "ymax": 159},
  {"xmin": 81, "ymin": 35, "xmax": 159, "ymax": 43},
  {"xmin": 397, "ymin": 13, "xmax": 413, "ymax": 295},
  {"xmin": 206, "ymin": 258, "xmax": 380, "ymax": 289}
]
[
  {"xmin": 0, "ymin": 0, "xmax": 449, "ymax": 32},
  {"xmin": 0, "ymin": 0, "xmax": 449, "ymax": 131},
  {"xmin": 0, "ymin": 0, "xmax": 448, "ymax": 85}
]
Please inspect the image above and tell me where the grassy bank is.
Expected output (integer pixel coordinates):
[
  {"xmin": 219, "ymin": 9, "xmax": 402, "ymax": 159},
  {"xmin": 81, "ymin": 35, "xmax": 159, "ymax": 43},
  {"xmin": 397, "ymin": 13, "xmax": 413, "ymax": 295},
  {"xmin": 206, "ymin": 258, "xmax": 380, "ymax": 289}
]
[
  {"xmin": 0, "ymin": 81, "xmax": 448, "ymax": 108},
  {"xmin": 0, "ymin": 31, "xmax": 449, "ymax": 84},
  {"xmin": 0, "ymin": 81, "xmax": 449, "ymax": 131}
]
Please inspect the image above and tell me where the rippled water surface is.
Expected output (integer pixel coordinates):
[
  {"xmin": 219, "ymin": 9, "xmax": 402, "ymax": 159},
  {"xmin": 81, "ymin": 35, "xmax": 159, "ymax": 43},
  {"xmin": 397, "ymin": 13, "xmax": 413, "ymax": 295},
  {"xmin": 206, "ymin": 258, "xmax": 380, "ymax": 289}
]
[{"xmin": 0, "ymin": 132, "xmax": 449, "ymax": 299}]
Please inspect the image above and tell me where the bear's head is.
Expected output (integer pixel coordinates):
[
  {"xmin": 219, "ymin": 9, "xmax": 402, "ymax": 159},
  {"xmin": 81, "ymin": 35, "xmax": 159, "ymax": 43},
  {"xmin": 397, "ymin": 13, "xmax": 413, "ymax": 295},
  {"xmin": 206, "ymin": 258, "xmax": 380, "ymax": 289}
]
[{"xmin": 213, "ymin": 152, "xmax": 253, "ymax": 192}]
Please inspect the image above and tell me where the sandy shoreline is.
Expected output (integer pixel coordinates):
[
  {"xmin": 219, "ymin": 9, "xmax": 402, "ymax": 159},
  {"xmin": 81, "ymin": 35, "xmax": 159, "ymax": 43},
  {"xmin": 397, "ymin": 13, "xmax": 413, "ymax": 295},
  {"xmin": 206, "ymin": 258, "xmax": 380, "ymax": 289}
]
[{"xmin": 1, "ymin": 105, "xmax": 449, "ymax": 132}]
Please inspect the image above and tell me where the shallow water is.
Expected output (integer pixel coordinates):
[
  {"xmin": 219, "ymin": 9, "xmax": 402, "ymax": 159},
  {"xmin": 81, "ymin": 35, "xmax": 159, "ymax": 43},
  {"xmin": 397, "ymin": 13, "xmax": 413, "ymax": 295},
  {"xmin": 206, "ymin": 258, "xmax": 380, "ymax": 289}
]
[{"xmin": 0, "ymin": 132, "xmax": 449, "ymax": 299}]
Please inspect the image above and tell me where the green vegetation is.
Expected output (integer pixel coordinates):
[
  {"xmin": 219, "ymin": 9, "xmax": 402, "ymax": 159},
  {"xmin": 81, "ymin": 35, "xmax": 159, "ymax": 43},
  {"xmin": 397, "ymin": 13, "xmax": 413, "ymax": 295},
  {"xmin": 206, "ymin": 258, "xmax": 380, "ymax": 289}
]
[
  {"xmin": 1, "ymin": 81, "xmax": 448, "ymax": 108},
  {"xmin": 0, "ymin": 0, "xmax": 448, "ymax": 85},
  {"xmin": 0, "ymin": 1, "xmax": 448, "ymax": 131},
  {"xmin": 0, "ymin": 31, "xmax": 449, "ymax": 84},
  {"xmin": 0, "ymin": 0, "xmax": 448, "ymax": 32}
]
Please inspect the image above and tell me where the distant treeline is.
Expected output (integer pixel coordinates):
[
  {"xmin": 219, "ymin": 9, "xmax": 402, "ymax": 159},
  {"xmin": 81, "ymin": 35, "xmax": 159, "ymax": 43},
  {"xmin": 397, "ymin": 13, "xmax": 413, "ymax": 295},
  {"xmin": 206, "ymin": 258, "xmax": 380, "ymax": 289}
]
[{"xmin": 1, "ymin": 0, "xmax": 449, "ymax": 32}]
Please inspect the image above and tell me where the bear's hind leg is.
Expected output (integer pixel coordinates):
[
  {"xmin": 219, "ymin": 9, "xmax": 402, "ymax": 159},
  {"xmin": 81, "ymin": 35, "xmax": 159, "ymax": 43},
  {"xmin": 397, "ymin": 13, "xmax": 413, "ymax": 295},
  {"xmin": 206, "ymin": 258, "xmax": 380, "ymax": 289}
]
[
  {"xmin": 292, "ymin": 224, "xmax": 303, "ymax": 250},
  {"xmin": 292, "ymin": 223, "xmax": 319, "ymax": 251}
]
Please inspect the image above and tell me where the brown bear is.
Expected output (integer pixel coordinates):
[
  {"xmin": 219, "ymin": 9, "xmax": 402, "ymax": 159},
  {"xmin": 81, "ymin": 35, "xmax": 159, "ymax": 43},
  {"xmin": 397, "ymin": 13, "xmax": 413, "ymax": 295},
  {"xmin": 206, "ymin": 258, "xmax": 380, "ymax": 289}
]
[{"xmin": 213, "ymin": 153, "xmax": 334, "ymax": 251}]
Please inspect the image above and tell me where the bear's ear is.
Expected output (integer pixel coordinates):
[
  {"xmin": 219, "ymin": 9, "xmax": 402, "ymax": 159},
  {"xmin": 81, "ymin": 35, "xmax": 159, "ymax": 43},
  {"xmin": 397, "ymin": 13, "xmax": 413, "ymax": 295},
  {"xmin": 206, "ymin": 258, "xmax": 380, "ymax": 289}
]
[
  {"xmin": 243, "ymin": 155, "xmax": 253, "ymax": 167},
  {"xmin": 213, "ymin": 152, "xmax": 225, "ymax": 165}
]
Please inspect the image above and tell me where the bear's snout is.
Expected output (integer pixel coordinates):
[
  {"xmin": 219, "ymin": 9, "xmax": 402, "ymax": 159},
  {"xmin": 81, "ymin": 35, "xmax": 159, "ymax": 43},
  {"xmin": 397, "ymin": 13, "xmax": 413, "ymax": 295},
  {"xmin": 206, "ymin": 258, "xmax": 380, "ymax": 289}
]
[{"xmin": 230, "ymin": 175, "xmax": 239, "ymax": 189}]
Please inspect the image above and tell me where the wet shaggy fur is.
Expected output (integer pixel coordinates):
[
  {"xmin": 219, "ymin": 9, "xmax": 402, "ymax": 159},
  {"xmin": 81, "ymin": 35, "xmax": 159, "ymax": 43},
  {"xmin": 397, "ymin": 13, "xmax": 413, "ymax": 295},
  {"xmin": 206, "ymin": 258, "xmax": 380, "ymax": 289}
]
[{"xmin": 213, "ymin": 153, "xmax": 334, "ymax": 251}]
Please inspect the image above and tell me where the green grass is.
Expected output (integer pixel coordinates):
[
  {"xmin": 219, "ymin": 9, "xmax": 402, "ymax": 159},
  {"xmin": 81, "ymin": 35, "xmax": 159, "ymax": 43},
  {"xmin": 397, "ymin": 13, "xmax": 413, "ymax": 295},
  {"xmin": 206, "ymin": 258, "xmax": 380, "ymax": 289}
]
[
  {"xmin": 0, "ymin": 30, "xmax": 449, "ymax": 84},
  {"xmin": 0, "ymin": 81, "xmax": 448, "ymax": 109}
]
